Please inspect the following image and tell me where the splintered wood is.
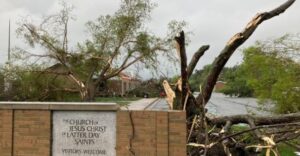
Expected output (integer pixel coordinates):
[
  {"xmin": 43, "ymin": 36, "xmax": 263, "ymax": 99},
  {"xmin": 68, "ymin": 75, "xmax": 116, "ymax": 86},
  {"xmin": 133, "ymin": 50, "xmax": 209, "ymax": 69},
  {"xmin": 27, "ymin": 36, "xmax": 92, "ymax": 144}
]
[
  {"xmin": 162, "ymin": 80, "xmax": 175, "ymax": 110},
  {"xmin": 176, "ymin": 78, "xmax": 182, "ymax": 92}
]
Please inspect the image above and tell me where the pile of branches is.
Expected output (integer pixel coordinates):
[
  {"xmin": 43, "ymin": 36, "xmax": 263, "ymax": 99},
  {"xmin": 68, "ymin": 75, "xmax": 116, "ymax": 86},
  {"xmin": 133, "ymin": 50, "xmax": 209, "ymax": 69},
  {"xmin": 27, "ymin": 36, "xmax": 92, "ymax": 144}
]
[
  {"xmin": 163, "ymin": 0, "xmax": 300, "ymax": 155},
  {"xmin": 187, "ymin": 113, "xmax": 300, "ymax": 155}
]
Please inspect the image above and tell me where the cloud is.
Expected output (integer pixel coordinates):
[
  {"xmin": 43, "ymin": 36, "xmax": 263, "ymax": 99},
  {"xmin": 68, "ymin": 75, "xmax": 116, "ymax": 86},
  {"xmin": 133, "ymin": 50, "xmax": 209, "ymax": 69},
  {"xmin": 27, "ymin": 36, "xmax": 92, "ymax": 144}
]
[
  {"xmin": 5, "ymin": 0, "xmax": 56, "ymax": 14},
  {"xmin": 0, "ymin": 0, "xmax": 299, "ymax": 78}
]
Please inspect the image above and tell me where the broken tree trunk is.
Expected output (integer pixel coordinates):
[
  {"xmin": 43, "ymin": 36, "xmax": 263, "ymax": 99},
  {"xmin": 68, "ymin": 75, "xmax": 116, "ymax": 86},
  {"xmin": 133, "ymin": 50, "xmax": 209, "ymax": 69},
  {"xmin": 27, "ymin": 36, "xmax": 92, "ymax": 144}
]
[
  {"xmin": 175, "ymin": 31, "xmax": 189, "ymax": 110},
  {"xmin": 170, "ymin": 0, "xmax": 298, "ymax": 155}
]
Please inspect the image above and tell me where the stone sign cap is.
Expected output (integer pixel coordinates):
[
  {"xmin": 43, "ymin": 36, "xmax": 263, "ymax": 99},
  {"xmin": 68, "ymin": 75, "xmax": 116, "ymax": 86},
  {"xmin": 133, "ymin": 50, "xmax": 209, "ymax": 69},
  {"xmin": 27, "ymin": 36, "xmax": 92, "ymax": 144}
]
[{"xmin": 0, "ymin": 102, "xmax": 119, "ymax": 111}]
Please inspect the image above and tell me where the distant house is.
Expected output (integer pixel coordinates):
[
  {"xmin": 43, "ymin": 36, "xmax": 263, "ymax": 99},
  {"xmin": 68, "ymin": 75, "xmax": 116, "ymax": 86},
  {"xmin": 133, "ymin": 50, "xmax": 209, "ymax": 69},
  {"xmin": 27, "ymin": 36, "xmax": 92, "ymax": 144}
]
[
  {"xmin": 45, "ymin": 63, "xmax": 78, "ymax": 90},
  {"xmin": 46, "ymin": 63, "xmax": 141, "ymax": 97},
  {"xmin": 103, "ymin": 72, "xmax": 141, "ymax": 96},
  {"xmin": 46, "ymin": 63, "xmax": 68, "ymax": 74},
  {"xmin": 214, "ymin": 81, "xmax": 226, "ymax": 92}
]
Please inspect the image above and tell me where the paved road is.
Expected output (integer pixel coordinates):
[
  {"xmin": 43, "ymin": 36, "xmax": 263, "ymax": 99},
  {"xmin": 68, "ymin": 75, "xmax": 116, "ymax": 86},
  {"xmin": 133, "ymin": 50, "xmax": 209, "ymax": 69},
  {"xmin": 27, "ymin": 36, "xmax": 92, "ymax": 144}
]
[
  {"xmin": 202, "ymin": 93, "xmax": 270, "ymax": 116},
  {"xmin": 145, "ymin": 98, "xmax": 169, "ymax": 111},
  {"xmin": 123, "ymin": 98, "xmax": 169, "ymax": 110},
  {"xmin": 121, "ymin": 98, "xmax": 159, "ymax": 110},
  {"xmin": 124, "ymin": 93, "xmax": 270, "ymax": 116}
]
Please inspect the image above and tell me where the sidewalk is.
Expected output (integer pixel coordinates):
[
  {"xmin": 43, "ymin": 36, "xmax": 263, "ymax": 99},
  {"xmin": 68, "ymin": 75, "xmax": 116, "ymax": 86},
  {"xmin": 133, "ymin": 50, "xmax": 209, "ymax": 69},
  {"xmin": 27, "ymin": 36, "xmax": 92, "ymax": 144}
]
[{"xmin": 121, "ymin": 98, "xmax": 158, "ymax": 110}]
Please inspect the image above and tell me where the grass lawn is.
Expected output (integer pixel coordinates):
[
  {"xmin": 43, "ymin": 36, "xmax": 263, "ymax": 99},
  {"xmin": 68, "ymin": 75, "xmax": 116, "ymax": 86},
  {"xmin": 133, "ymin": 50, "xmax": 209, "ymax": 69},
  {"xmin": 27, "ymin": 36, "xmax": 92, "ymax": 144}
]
[
  {"xmin": 276, "ymin": 144, "xmax": 297, "ymax": 156},
  {"xmin": 260, "ymin": 144, "xmax": 296, "ymax": 156},
  {"xmin": 231, "ymin": 125, "xmax": 297, "ymax": 156},
  {"xmin": 63, "ymin": 95, "xmax": 141, "ymax": 106}
]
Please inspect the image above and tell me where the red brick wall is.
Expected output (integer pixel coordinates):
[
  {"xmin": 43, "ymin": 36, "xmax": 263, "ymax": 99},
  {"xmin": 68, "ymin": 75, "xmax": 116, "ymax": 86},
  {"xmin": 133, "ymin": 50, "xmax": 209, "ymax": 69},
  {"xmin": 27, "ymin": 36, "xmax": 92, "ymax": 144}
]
[
  {"xmin": 13, "ymin": 110, "xmax": 51, "ymax": 156},
  {"xmin": 0, "ymin": 109, "xmax": 186, "ymax": 156},
  {"xmin": 0, "ymin": 110, "xmax": 12, "ymax": 156},
  {"xmin": 116, "ymin": 111, "xmax": 186, "ymax": 156},
  {"xmin": 214, "ymin": 81, "xmax": 225, "ymax": 91},
  {"xmin": 0, "ymin": 110, "xmax": 51, "ymax": 156}
]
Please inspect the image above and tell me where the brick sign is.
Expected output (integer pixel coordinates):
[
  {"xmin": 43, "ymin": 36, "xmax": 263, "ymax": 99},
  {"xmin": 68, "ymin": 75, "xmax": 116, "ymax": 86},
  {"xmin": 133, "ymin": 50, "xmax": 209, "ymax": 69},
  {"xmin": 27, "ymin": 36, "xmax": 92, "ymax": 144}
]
[{"xmin": 52, "ymin": 111, "xmax": 116, "ymax": 156}]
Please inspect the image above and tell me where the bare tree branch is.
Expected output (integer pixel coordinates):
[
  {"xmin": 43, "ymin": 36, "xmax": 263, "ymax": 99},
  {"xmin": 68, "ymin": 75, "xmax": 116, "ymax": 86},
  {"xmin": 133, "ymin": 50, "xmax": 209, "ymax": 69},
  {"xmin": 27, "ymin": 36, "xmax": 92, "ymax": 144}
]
[
  {"xmin": 187, "ymin": 45, "xmax": 210, "ymax": 78},
  {"xmin": 217, "ymin": 122, "xmax": 300, "ymax": 143},
  {"xmin": 104, "ymin": 45, "xmax": 167, "ymax": 80},
  {"xmin": 96, "ymin": 41, "xmax": 124, "ymax": 84},
  {"xmin": 196, "ymin": 0, "xmax": 296, "ymax": 106},
  {"xmin": 105, "ymin": 55, "xmax": 144, "ymax": 79},
  {"xmin": 23, "ymin": 24, "xmax": 73, "ymax": 73},
  {"xmin": 275, "ymin": 131, "xmax": 300, "ymax": 143}
]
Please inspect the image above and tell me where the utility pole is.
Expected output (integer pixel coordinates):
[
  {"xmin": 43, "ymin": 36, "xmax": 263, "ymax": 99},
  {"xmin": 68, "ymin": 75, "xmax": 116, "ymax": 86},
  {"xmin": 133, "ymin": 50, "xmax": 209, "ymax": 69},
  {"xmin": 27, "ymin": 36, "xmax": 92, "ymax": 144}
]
[
  {"xmin": 8, "ymin": 19, "xmax": 11, "ymax": 62},
  {"xmin": 4, "ymin": 20, "xmax": 11, "ymax": 97}
]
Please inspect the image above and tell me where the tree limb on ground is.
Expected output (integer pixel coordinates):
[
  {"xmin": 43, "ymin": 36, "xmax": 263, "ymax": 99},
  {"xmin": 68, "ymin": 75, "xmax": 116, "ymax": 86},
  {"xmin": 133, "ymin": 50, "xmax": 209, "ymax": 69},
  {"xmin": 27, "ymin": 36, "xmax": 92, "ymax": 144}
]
[{"xmin": 208, "ymin": 112, "xmax": 300, "ymax": 127}]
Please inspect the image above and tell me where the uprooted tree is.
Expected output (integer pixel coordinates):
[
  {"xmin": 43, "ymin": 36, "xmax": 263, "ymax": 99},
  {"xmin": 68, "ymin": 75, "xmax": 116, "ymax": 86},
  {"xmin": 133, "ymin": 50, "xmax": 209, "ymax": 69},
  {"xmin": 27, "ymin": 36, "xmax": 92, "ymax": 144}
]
[{"xmin": 163, "ymin": 0, "xmax": 300, "ymax": 155}]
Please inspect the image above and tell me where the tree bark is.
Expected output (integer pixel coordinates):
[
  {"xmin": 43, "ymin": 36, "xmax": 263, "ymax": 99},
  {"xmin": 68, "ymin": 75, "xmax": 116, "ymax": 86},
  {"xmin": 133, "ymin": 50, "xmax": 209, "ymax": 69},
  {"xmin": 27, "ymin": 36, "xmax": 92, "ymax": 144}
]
[
  {"xmin": 175, "ymin": 31, "xmax": 189, "ymax": 110},
  {"xmin": 187, "ymin": 45, "xmax": 210, "ymax": 78},
  {"xmin": 83, "ymin": 82, "xmax": 96, "ymax": 101},
  {"xmin": 208, "ymin": 112, "xmax": 300, "ymax": 127}
]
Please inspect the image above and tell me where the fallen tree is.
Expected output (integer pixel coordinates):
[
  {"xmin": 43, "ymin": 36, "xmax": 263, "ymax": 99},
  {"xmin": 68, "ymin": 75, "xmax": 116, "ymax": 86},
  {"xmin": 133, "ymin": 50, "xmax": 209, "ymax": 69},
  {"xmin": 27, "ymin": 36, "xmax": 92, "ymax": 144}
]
[{"xmin": 164, "ymin": 0, "xmax": 300, "ymax": 155}]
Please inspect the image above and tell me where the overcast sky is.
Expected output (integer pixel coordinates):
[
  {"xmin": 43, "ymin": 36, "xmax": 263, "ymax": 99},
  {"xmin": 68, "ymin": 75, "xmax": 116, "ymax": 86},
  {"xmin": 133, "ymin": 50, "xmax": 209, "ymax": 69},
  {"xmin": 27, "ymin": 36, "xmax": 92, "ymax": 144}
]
[{"xmin": 0, "ymin": 0, "xmax": 299, "ymax": 78}]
